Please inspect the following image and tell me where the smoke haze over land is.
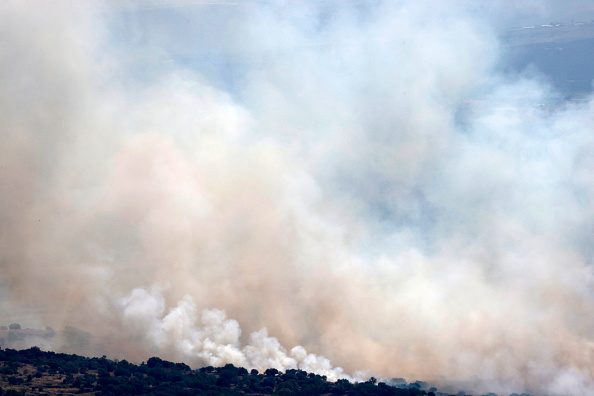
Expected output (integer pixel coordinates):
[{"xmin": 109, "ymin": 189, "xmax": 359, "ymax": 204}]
[{"xmin": 1, "ymin": 0, "xmax": 594, "ymax": 394}]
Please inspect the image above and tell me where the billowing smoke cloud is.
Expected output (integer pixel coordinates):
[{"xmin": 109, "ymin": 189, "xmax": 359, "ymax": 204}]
[
  {"xmin": 1, "ymin": 0, "xmax": 594, "ymax": 395},
  {"xmin": 117, "ymin": 286, "xmax": 354, "ymax": 381}
]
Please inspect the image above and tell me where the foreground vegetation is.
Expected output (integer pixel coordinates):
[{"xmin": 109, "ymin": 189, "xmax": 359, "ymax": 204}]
[{"xmin": 0, "ymin": 346, "xmax": 440, "ymax": 396}]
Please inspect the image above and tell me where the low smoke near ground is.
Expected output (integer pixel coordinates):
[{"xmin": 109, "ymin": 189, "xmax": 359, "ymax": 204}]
[{"xmin": 1, "ymin": 1, "xmax": 594, "ymax": 395}]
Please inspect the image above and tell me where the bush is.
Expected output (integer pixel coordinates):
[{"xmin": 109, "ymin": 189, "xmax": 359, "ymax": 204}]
[
  {"xmin": 7, "ymin": 375, "xmax": 23, "ymax": 385},
  {"xmin": 265, "ymin": 368, "xmax": 279, "ymax": 376},
  {"xmin": 147, "ymin": 357, "xmax": 163, "ymax": 368},
  {"xmin": 114, "ymin": 367, "xmax": 131, "ymax": 377}
]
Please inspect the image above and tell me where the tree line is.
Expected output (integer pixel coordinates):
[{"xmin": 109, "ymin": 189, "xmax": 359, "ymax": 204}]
[{"xmin": 0, "ymin": 346, "xmax": 444, "ymax": 396}]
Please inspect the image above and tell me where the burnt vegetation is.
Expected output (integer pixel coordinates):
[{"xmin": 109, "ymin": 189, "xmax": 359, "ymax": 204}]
[{"xmin": 0, "ymin": 346, "xmax": 448, "ymax": 396}]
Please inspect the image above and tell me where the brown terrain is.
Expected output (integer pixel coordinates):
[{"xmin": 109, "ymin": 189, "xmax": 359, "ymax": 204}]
[{"xmin": 0, "ymin": 364, "xmax": 98, "ymax": 396}]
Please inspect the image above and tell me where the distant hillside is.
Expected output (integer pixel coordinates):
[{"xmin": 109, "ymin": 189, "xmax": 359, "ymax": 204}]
[
  {"xmin": 500, "ymin": 23, "xmax": 594, "ymax": 95},
  {"xmin": 0, "ymin": 324, "xmax": 100, "ymax": 357},
  {"xmin": 501, "ymin": 23, "xmax": 594, "ymax": 46}
]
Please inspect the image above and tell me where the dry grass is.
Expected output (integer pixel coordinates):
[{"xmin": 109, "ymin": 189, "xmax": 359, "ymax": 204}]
[{"xmin": 0, "ymin": 363, "xmax": 97, "ymax": 396}]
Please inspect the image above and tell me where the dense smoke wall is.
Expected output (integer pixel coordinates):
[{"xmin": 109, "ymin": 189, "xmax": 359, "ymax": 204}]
[{"xmin": 1, "ymin": 1, "xmax": 594, "ymax": 394}]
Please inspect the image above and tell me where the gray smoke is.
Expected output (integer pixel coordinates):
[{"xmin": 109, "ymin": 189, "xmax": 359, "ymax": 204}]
[{"xmin": 1, "ymin": 1, "xmax": 594, "ymax": 395}]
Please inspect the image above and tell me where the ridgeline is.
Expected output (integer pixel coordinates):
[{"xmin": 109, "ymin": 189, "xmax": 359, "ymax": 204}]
[{"xmin": 0, "ymin": 346, "xmax": 446, "ymax": 396}]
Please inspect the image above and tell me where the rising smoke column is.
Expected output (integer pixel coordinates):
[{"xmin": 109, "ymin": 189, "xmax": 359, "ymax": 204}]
[{"xmin": 1, "ymin": 1, "xmax": 594, "ymax": 395}]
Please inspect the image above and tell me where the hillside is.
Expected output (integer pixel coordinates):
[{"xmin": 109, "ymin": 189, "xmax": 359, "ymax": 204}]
[{"xmin": 0, "ymin": 346, "xmax": 441, "ymax": 396}]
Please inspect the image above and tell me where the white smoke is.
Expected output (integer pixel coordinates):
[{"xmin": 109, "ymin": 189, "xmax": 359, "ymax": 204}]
[{"xmin": 117, "ymin": 286, "xmax": 353, "ymax": 381}]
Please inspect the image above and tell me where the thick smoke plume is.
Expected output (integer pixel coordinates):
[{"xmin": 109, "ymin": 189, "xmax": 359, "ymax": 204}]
[{"xmin": 1, "ymin": 1, "xmax": 594, "ymax": 395}]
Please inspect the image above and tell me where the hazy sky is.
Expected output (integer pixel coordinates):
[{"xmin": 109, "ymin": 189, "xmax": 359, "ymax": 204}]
[{"xmin": 1, "ymin": 1, "xmax": 594, "ymax": 395}]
